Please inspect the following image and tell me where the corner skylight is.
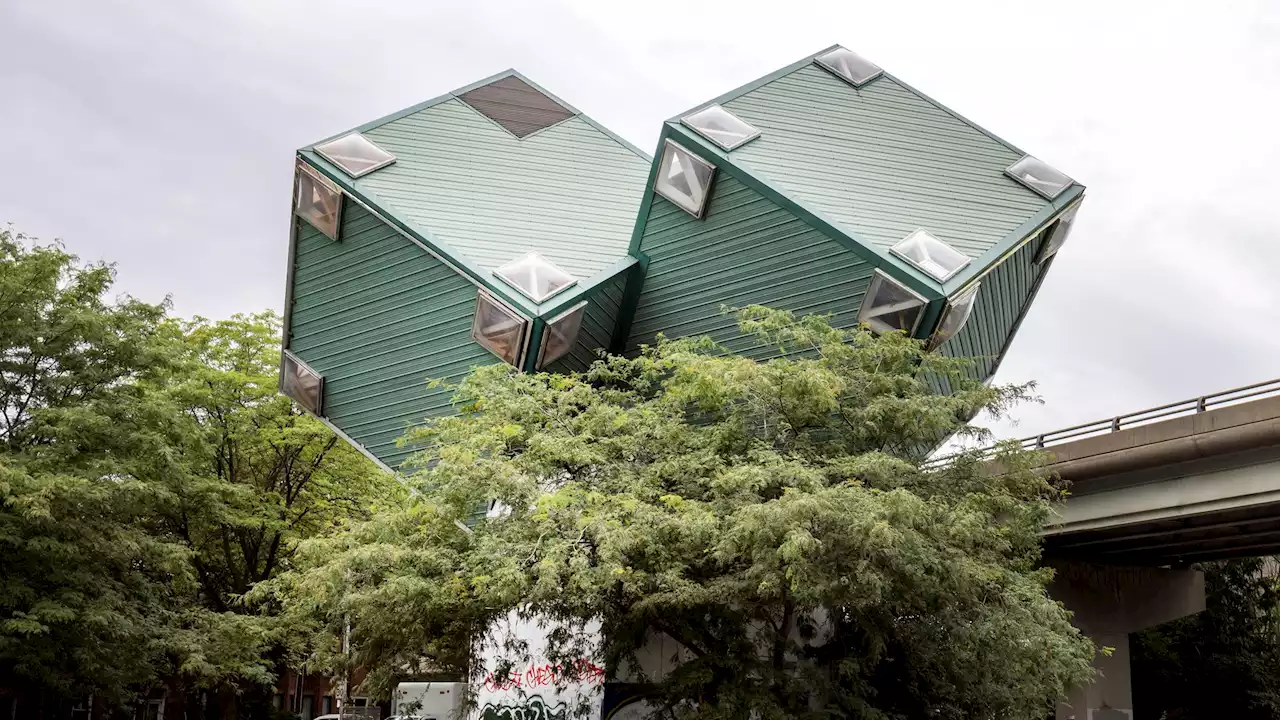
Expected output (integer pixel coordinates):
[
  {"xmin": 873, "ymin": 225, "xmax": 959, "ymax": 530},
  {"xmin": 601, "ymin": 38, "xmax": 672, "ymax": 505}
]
[
  {"xmin": 928, "ymin": 283, "xmax": 981, "ymax": 351},
  {"xmin": 495, "ymin": 252, "xmax": 576, "ymax": 303},
  {"xmin": 681, "ymin": 105, "xmax": 760, "ymax": 151},
  {"xmin": 1036, "ymin": 203, "xmax": 1080, "ymax": 263},
  {"xmin": 472, "ymin": 292, "xmax": 530, "ymax": 367},
  {"xmin": 294, "ymin": 162, "xmax": 342, "ymax": 240},
  {"xmin": 314, "ymin": 133, "xmax": 396, "ymax": 178},
  {"xmin": 655, "ymin": 140, "xmax": 716, "ymax": 218},
  {"xmin": 891, "ymin": 229, "xmax": 970, "ymax": 282},
  {"xmin": 814, "ymin": 47, "xmax": 883, "ymax": 87},
  {"xmin": 1006, "ymin": 155, "xmax": 1073, "ymax": 199},
  {"xmin": 537, "ymin": 302, "xmax": 587, "ymax": 369},
  {"xmin": 858, "ymin": 271, "xmax": 927, "ymax": 335},
  {"xmin": 281, "ymin": 351, "xmax": 324, "ymax": 416}
]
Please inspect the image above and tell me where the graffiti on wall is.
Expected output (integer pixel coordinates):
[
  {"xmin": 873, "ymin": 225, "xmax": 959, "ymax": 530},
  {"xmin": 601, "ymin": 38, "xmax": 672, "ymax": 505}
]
[
  {"xmin": 481, "ymin": 659, "xmax": 606, "ymax": 693},
  {"xmin": 480, "ymin": 695, "xmax": 568, "ymax": 720}
]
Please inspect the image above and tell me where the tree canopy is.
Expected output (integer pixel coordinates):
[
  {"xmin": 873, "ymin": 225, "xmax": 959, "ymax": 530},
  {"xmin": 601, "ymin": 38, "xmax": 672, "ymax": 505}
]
[{"xmin": 274, "ymin": 307, "xmax": 1095, "ymax": 719}]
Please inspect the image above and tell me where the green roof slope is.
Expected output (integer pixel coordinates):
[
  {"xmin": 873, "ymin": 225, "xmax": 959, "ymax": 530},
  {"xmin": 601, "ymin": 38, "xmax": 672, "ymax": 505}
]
[{"xmin": 716, "ymin": 62, "xmax": 1058, "ymax": 260}]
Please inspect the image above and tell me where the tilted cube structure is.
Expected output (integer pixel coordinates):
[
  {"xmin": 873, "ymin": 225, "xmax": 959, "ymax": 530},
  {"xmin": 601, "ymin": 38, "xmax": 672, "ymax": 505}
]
[{"xmin": 281, "ymin": 46, "xmax": 1084, "ymax": 470}]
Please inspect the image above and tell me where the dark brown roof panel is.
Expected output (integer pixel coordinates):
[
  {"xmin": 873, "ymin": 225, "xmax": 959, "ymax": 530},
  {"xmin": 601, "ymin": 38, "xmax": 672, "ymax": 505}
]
[{"xmin": 457, "ymin": 76, "xmax": 576, "ymax": 138}]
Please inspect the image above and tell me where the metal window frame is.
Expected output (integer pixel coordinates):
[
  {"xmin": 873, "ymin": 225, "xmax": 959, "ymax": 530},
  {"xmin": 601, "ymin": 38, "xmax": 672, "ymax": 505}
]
[
  {"xmin": 471, "ymin": 290, "xmax": 532, "ymax": 368},
  {"xmin": 814, "ymin": 46, "xmax": 884, "ymax": 88},
  {"xmin": 1004, "ymin": 155, "xmax": 1073, "ymax": 200},
  {"xmin": 889, "ymin": 228, "xmax": 971, "ymax": 282},
  {"xmin": 653, "ymin": 139, "xmax": 717, "ymax": 219},
  {"xmin": 926, "ymin": 281, "xmax": 982, "ymax": 351},
  {"xmin": 536, "ymin": 301, "xmax": 589, "ymax": 369},
  {"xmin": 680, "ymin": 104, "xmax": 761, "ymax": 152},
  {"xmin": 857, "ymin": 269, "xmax": 928, "ymax": 336},
  {"xmin": 493, "ymin": 251, "xmax": 578, "ymax": 304},
  {"xmin": 281, "ymin": 348, "xmax": 326, "ymax": 417},
  {"xmin": 294, "ymin": 160, "xmax": 344, "ymax": 240},
  {"xmin": 314, "ymin": 132, "xmax": 397, "ymax": 178}
]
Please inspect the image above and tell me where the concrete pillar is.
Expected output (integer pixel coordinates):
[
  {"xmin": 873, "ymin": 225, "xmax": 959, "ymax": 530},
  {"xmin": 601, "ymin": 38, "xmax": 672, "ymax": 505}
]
[{"xmin": 1048, "ymin": 561, "xmax": 1205, "ymax": 720}]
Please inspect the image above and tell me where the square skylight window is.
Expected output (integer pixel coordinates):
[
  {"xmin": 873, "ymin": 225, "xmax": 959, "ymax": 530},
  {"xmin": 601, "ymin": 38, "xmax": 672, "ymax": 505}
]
[
  {"xmin": 1037, "ymin": 203, "xmax": 1080, "ymax": 263},
  {"xmin": 294, "ymin": 162, "xmax": 343, "ymax": 240},
  {"xmin": 1006, "ymin": 155, "xmax": 1073, "ymax": 199},
  {"xmin": 858, "ymin": 271, "xmax": 927, "ymax": 335},
  {"xmin": 927, "ymin": 283, "xmax": 981, "ymax": 351},
  {"xmin": 537, "ymin": 301, "xmax": 587, "ymax": 369},
  {"xmin": 815, "ymin": 47, "xmax": 883, "ymax": 87},
  {"xmin": 891, "ymin": 229, "xmax": 970, "ymax": 282},
  {"xmin": 655, "ymin": 140, "xmax": 716, "ymax": 218},
  {"xmin": 281, "ymin": 351, "xmax": 324, "ymax": 416},
  {"xmin": 680, "ymin": 105, "xmax": 761, "ymax": 151},
  {"xmin": 314, "ymin": 133, "xmax": 396, "ymax": 178},
  {"xmin": 494, "ymin": 252, "xmax": 576, "ymax": 303},
  {"xmin": 472, "ymin": 291, "xmax": 530, "ymax": 367}
]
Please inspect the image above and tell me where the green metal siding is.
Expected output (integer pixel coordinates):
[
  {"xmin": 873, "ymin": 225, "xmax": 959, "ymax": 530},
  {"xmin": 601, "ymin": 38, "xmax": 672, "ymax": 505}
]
[
  {"xmin": 721, "ymin": 64, "xmax": 1049, "ymax": 259},
  {"xmin": 627, "ymin": 173, "xmax": 875, "ymax": 359},
  {"xmin": 288, "ymin": 203, "xmax": 496, "ymax": 468},
  {"xmin": 547, "ymin": 271, "xmax": 628, "ymax": 374},
  {"xmin": 357, "ymin": 99, "xmax": 650, "ymax": 281}
]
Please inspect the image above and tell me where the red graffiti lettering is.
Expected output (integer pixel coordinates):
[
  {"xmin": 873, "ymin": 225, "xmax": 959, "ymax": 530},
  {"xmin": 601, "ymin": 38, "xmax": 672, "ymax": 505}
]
[{"xmin": 482, "ymin": 658, "xmax": 606, "ymax": 691}]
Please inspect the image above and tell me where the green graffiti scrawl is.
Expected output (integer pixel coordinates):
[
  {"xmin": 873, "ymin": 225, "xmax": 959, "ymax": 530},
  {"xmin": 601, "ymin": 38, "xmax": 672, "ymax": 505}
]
[{"xmin": 480, "ymin": 695, "xmax": 569, "ymax": 720}]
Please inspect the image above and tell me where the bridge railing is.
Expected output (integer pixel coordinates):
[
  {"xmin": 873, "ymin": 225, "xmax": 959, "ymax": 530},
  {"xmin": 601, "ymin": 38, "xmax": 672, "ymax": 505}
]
[{"xmin": 928, "ymin": 377, "xmax": 1280, "ymax": 468}]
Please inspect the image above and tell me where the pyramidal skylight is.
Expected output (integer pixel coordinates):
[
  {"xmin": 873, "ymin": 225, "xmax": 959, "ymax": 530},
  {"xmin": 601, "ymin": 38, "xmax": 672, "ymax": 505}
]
[
  {"xmin": 858, "ymin": 271, "xmax": 927, "ymax": 335},
  {"xmin": 472, "ymin": 291, "xmax": 530, "ymax": 367},
  {"xmin": 315, "ymin": 132, "xmax": 396, "ymax": 178},
  {"xmin": 1006, "ymin": 155, "xmax": 1072, "ymax": 199},
  {"xmin": 891, "ymin": 229, "xmax": 970, "ymax": 282},
  {"xmin": 495, "ymin": 252, "xmax": 576, "ymax": 303},
  {"xmin": 681, "ymin": 105, "xmax": 760, "ymax": 151},
  {"xmin": 294, "ymin": 161, "xmax": 343, "ymax": 240},
  {"xmin": 537, "ymin": 301, "xmax": 587, "ymax": 369},
  {"xmin": 1037, "ymin": 203, "xmax": 1080, "ymax": 263},
  {"xmin": 814, "ymin": 47, "xmax": 883, "ymax": 87},
  {"xmin": 281, "ymin": 351, "xmax": 324, "ymax": 416},
  {"xmin": 928, "ymin": 283, "xmax": 981, "ymax": 351},
  {"xmin": 654, "ymin": 140, "xmax": 716, "ymax": 218}
]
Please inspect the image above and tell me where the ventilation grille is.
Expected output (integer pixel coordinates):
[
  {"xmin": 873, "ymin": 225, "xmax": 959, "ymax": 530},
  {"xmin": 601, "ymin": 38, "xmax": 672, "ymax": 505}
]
[{"xmin": 457, "ymin": 76, "xmax": 575, "ymax": 138}]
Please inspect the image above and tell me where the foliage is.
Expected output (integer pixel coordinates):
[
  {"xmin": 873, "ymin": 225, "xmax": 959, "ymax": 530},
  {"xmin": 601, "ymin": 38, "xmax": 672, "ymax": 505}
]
[
  {"xmin": 275, "ymin": 307, "xmax": 1095, "ymax": 719},
  {"xmin": 1132, "ymin": 557, "xmax": 1280, "ymax": 720}
]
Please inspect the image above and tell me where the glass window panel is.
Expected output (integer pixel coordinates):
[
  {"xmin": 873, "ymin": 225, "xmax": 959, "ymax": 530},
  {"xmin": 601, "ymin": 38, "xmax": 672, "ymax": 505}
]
[
  {"xmin": 890, "ymin": 229, "xmax": 970, "ymax": 282},
  {"xmin": 537, "ymin": 302, "xmax": 587, "ymax": 369},
  {"xmin": 1006, "ymin": 155, "xmax": 1072, "ymax": 199},
  {"xmin": 472, "ymin": 292, "xmax": 529, "ymax": 367},
  {"xmin": 928, "ymin": 283, "xmax": 981, "ymax": 351},
  {"xmin": 314, "ymin": 132, "xmax": 396, "ymax": 177},
  {"xmin": 681, "ymin": 105, "xmax": 761, "ymax": 151},
  {"xmin": 1037, "ymin": 203, "xmax": 1080, "ymax": 263},
  {"xmin": 815, "ymin": 47, "xmax": 883, "ymax": 87},
  {"xmin": 654, "ymin": 140, "xmax": 716, "ymax": 218},
  {"xmin": 281, "ymin": 352, "xmax": 324, "ymax": 416},
  {"xmin": 294, "ymin": 162, "xmax": 342, "ymax": 240},
  {"xmin": 494, "ymin": 252, "xmax": 576, "ymax": 303},
  {"xmin": 858, "ymin": 271, "xmax": 927, "ymax": 335}
]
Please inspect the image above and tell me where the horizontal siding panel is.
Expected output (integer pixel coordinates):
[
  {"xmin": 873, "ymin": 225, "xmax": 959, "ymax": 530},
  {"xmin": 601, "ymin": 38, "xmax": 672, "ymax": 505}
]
[
  {"xmin": 359, "ymin": 101, "xmax": 649, "ymax": 279},
  {"xmin": 288, "ymin": 204, "xmax": 498, "ymax": 468},
  {"xmin": 628, "ymin": 174, "xmax": 873, "ymax": 361},
  {"xmin": 722, "ymin": 65, "xmax": 1052, "ymax": 259}
]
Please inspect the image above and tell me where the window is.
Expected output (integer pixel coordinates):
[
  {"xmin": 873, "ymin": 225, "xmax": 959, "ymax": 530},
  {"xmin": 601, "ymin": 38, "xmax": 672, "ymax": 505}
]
[
  {"xmin": 890, "ymin": 229, "xmax": 970, "ymax": 282},
  {"xmin": 281, "ymin": 351, "xmax": 325, "ymax": 416},
  {"xmin": 814, "ymin": 46, "xmax": 883, "ymax": 87},
  {"xmin": 294, "ymin": 161, "xmax": 343, "ymax": 240},
  {"xmin": 680, "ymin": 105, "xmax": 760, "ymax": 151},
  {"xmin": 495, "ymin": 252, "xmax": 576, "ymax": 303},
  {"xmin": 928, "ymin": 283, "xmax": 980, "ymax": 351},
  {"xmin": 858, "ymin": 271, "xmax": 927, "ymax": 335},
  {"xmin": 537, "ymin": 302, "xmax": 587, "ymax": 369},
  {"xmin": 655, "ymin": 140, "xmax": 716, "ymax": 218},
  {"xmin": 314, "ymin": 132, "xmax": 396, "ymax": 178},
  {"xmin": 472, "ymin": 291, "xmax": 530, "ymax": 367},
  {"xmin": 322, "ymin": 697, "xmax": 334, "ymax": 715},
  {"xmin": 1005, "ymin": 155, "xmax": 1072, "ymax": 199},
  {"xmin": 1036, "ymin": 203, "xmax": 1080, "ymax": 263}
]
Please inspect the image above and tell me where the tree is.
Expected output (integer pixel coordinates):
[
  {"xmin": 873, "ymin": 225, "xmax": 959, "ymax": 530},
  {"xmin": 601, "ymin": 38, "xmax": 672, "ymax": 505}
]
[
  {"xmin": 275, "ymin": 307, "xmax": 1095, "ymax": 719},
  {"xmin": 1132, "ymin": 557, "xmax": 1280, "ymax": 720}
]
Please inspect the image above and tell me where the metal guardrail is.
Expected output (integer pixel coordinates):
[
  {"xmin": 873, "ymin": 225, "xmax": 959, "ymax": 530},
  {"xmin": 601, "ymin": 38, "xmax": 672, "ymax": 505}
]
[{"xmin": 932, "ymin": 377, "xmax": 1280, "ymax": 466}]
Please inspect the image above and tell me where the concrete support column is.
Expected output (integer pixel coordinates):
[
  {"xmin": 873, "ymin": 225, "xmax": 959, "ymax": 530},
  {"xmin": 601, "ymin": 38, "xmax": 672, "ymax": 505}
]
[{"xmin": 1048, "ymin": 561, "xmax": 1205, "ymax": 720}]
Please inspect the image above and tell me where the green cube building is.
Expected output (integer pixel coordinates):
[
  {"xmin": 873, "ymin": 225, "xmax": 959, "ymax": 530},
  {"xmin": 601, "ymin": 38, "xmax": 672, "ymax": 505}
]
[{"xmin": 280, "ymin": 46, "xmax": 1084, "ymax": 470}]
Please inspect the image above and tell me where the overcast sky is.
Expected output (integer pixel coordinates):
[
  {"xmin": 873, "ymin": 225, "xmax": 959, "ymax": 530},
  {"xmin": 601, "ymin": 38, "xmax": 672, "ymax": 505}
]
[{"xmin": 3, "ymin": 0, "xmax": 1279, "ymax": 440}]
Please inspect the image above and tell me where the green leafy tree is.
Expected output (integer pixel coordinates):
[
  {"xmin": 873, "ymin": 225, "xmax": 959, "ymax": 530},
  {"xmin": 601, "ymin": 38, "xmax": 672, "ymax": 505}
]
[
  {"xmin": 276, "ymin": 307, "xmax": 1094, "ymax": 719},
  {"xmin": 1132, "ymin": 557, "xmax": 1280, "ymax": 720}
]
